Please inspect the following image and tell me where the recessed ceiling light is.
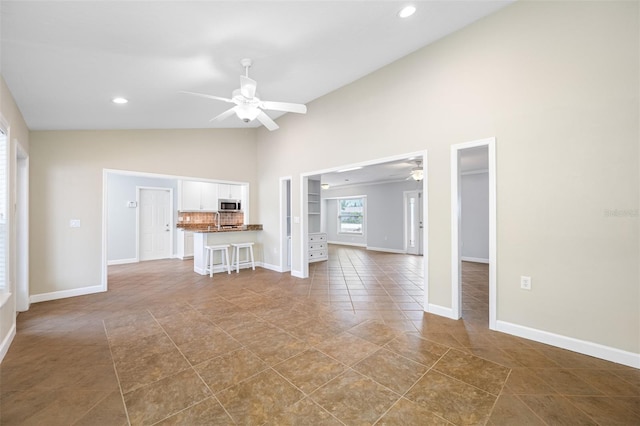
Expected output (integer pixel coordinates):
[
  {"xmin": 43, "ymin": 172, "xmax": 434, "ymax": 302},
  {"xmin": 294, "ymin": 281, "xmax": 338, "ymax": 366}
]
[
  {"xmin": 398, "ymin": 5, "xmax": 416, "ymax": 18},
  {"xmin": 112, "ymin": 97, "xmax": 128, "ymax": 104}
]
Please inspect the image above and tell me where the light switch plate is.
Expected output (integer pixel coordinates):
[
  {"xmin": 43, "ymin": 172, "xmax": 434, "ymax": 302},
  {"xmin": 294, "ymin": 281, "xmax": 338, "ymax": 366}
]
[
  {"xmin": 521, "ymin": 276, "xmax": 531, "ymax": 290},
  {"xmin": 69, "ymin": 219, "xmax": 81, "ymax": 228}
]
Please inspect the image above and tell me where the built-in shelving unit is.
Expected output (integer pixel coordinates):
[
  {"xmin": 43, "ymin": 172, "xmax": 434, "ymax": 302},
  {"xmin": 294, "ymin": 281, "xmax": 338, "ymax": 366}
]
[{"xmin": 307, "ymin": 179, "xmax": 327, "ymax": 262}]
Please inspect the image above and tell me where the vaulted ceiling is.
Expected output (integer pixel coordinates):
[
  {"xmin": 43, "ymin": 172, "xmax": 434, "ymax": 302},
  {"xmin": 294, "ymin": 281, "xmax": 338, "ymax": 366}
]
[{"xmin": 1, "ymin": 1, "xmax": 512, "ymax": 131}]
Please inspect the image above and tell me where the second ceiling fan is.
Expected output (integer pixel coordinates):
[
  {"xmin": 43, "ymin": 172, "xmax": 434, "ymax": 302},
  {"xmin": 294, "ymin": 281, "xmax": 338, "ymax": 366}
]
[{"xmin": 181, "ymin": 58, "xmax": 307, "ymax": 131}]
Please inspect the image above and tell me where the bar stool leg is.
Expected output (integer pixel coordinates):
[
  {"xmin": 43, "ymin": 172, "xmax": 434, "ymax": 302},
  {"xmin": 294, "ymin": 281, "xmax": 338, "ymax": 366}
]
[
  {"xmin": 224, "ymin": 246, "xmax": 231, "ymax": 274},
  {"xmin": 249, "ymin": 245, "xmax": 255, "ymax": 270},
  {"xmin": 209, "ymin": 248, "xmax": 214, "ymax": 278}
]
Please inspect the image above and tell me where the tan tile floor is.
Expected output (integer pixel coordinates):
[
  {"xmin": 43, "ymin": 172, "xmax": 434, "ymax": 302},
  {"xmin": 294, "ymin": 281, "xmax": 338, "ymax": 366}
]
[{"xmin": 1, "ymin": 245, "xmax": 639, "ymax": 425}]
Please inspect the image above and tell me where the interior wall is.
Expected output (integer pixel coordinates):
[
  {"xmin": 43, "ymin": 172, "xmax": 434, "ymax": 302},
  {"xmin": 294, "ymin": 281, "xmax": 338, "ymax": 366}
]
[
  {"xmin": 0, "ymin": 75, "xmax": 30, "ymax": 360},
  {"xmin": 256, "ymin": 1, "xmax": 639, "ymax": 355},
  {"xmin": 106, "ymin": 173, "xmax": 179, "ymax": 262},
  {"xmin": 461, "ymin": 172, "xmax": 489, "ymax": 262},
  {"xmin": 29, "ymin": 129, "xmax": 257, "ymax": 297}
]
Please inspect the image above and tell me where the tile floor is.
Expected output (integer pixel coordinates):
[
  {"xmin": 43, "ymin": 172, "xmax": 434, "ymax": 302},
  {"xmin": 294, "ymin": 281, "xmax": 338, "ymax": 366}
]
[{"xmin": 1, "ymin": 245, "xmax": 639, "ymax": 425}]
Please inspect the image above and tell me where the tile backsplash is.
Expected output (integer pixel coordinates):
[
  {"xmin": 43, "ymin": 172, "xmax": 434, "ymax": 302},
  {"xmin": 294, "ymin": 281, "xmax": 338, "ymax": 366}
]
[{"xmin": 177, "ymin": 211, "xmax": 244, "ymax": 227}]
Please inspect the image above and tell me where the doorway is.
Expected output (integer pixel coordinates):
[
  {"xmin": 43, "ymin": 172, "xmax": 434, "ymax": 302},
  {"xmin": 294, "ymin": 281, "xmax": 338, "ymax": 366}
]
[
  {"xmin": 451, "ymin": 137, "xmax": 496, "ymax": 329},
  {"xmin": 404, "ymin": 190, "xmax": 423, "ymax": 255},
  {"xmin": 279, "ymin": 176, "xmax": 292, "ymax": 272},
  {"xmin": 15, "ymin": 143, "xmax": 29, "ymax": 312},
  {"xmin": 138, "ymin": 187, "xmax": 173, "ymax": 261}
]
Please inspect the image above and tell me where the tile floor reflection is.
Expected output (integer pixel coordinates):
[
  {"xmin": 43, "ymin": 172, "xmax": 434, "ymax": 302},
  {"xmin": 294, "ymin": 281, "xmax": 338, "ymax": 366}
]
[{"xmin": 1, "ymin": 245, "xmax": 638, "ymax": 425}]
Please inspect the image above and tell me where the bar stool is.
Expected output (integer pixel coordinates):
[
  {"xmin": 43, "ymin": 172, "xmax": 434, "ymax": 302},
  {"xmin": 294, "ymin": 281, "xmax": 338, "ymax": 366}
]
[
  {"xmin": 231, "ymin": 242, "xmax": 255, "ymax": 273},
  {"xmin": 204, "ymin": 244, "xmax": 231, "ymax": 277}
]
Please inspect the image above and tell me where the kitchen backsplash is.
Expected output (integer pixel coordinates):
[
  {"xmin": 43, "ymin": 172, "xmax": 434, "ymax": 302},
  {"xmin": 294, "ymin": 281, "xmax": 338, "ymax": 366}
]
[{"xmin": 177, "ymin": 211, "xmax": 244, "ymax": 227}]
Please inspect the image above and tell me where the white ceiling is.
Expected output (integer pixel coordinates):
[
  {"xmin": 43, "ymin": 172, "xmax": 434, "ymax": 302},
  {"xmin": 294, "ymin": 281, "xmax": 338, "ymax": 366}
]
[{"xmin": 0, "ymin": 0, "xmax": 513, "ymax": 131}]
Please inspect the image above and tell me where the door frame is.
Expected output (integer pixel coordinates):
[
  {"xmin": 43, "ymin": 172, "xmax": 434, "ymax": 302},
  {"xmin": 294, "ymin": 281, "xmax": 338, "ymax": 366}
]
[
  {"xmin": 15, "ymin": 142, "xmax": 29, "ymax": 312},
  {"xmin": 299, "ymin": 149, "xmax": 428, "ymax": 305},
  {"xmin": 450, "ymin": 137, "xmax": 496, "ymax": 329},
  {"xmin": 136, "ymin": 186, "xmax": 174, "ymax": 262}
]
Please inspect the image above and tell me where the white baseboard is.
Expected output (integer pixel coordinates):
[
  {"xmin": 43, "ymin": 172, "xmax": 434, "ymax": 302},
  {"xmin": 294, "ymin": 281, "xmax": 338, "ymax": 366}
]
[
  {"xmin": 261, "ymin": 263, "xmax": 284, "ymax": 273},
  {"xmin": 426, "ymin": 303, "xmax": 459, "ymax": 320},
  {"xmin": 367, "ymin": 246, "xmax": 406, "ymax": 254},
  {"xmin": 291, "ymin": 270, "xmax": 304, "ymax": 278},
  {"xmin": 496, "ymin": 320, "xmax": 640, "ymax": 369},
  {"xmin": 0, "ymin": 323, "xmax": 16, "ymax": 363},
  {"xmin": 107, "ymin": 258, "xmax": 138, "ymax": 266},
  {"xmin": 30, "ymin": 285, "xmax": 105, "ymax": 304},
  {"xmin": 461, "ymin": 256, "xmax": 489, "ymax": 264},
  {"xmin": 327, "ymin": 241, "xmax": 366, "ymax": 248}
]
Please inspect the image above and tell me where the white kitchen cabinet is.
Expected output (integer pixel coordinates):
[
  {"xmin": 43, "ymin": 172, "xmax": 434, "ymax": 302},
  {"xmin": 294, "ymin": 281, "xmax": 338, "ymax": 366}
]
[
  {"xmin": 218, "ymin": 183, "xmax": 243, "ymax": 200},
  {"xmin": 308, "ymin": 232, "xmax": 328, "ymax": 262},
  {"xmin": 180, "ymin": 180, "xmax": 218, "ymax": 211},
  {"xmin": 200, "ymin": 182, "xmax": 218, "ymax": 210},
  {"xmin": 176, "ymin": 229, "xmax": 194, "ymax": 259}
]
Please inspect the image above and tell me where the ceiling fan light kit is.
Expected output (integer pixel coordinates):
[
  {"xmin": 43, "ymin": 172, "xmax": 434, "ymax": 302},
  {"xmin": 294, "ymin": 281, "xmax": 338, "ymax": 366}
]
[{"xmin": 181, "ymin": 58, "xmax": 307, "ymax": 131}]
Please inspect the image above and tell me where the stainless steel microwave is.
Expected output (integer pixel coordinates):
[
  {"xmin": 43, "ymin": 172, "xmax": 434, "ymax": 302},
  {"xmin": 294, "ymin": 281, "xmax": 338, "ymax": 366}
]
[{"xmin": 219, "ymin": 199, "xmax": 242, "ymax": 211}]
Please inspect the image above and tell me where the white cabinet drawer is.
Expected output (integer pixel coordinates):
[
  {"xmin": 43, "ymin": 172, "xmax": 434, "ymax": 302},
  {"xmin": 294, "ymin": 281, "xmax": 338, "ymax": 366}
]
[
  {"xmin": 309, "ymin": 242, "xmax": 327, "ymax": 251},
  {"xmin": 309, "ymin": 250, "xmax": 327, "ymax": 261},
  {"xmin": 309, "ymin": 233, "xmax": 327, "ymax": 242}
]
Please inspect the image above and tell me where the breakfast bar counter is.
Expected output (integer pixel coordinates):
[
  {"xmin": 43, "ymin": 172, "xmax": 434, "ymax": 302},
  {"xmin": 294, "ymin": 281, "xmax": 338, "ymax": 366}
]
[{"xmin": 191, "ymin": 225, "xmax": 262, "ymax": 275}]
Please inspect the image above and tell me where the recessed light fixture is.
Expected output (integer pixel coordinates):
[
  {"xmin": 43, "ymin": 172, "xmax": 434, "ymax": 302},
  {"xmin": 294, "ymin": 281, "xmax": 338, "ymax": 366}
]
[
  {"xmin": 337, "ymin": 166, "xmax": 363, "ymax": 173},
  {"xmin": 112, "ymin": 97, "xmax": 128, "ymax": 104},
  {"xmin": 398, "ymin": 5, "xmax": 416, "ymax": 18}
]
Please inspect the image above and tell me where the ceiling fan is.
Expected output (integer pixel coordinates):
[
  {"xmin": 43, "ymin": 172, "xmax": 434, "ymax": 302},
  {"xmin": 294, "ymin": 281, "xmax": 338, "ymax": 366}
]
[
  {"xmin": 180, "ymin": 58, "xmax": 307, "ymax": 131},
  {"xmin": 408, "ymin": 159, "xmax": 424, "ymax": 181}
]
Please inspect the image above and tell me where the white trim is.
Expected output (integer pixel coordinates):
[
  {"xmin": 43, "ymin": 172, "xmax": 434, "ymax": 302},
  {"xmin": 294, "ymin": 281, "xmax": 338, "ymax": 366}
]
[
  {"xmin": 461, "ymin": 256, "xmax": 489, "ymax": 264},
  {"xmin": 30, "ymin": 285, "xmax": 105, "ymax": 304},
  {"xmin": 426, "ymin": 303, "xmax": 458, "ymax": 320},
  {"xmin": 496, "ymin": 320, "xmax": 640, "ymax": 369},
  {"xmin": 261, "ymin": 262, "xmax": 283, "ymax": 273},
  {"xmin": 0, "ymin": 323, "xmax": 16, "ymax": 363},
  {"xmin": 366, "ymin": 246, "xmax": 406, "ymax": 254},
  {"xmin": 451, "ymin": 137, "xmax": 497, "ymax": 329},
  {"xmin": 107, "ymin": 258, "xmax": 138, "ymax": 266},
  {"xmin": 328, "ymin": 241, "xmax": 366, "ymax": 248},
  {"xmin": 291, "ymin": 269, "xmax": 304, "ymax": 278}
]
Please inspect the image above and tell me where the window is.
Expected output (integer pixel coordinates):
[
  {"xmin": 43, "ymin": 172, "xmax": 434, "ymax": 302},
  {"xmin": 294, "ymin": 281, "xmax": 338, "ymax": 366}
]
[
  {"xmin": 338, "ymin": 197, "xmax": 364, "ymax": 234},
  {"xmin": 0, "ymin": 129, "xmax": 6, "ymax": 294}
]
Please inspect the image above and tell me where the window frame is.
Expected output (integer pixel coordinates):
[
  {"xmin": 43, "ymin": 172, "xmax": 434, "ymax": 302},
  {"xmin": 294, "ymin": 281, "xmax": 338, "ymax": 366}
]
[{"xmin": 336, "ymin": 196, "xmax": 365, "ymax": 235}]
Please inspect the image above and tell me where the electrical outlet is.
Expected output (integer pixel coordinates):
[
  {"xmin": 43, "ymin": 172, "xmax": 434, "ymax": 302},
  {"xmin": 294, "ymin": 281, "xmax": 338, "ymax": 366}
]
[
  {"xmin": 69, "ymin": 219, "xmax": 81, "ymax": 228},
  {"xmin": 520, "ymin": 276, "xmax": 532, "ymax": 290}
]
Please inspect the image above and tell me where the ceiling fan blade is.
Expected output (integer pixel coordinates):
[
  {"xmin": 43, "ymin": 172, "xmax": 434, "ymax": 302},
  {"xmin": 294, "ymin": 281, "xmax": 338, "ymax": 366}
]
[
  {"xmin": 210, "ymin": 107, "xmax": 237, "ymax": 122},
  {"xmin": 240, "ymin": 75, "xmax": 257, "ymax": 99},
  {"xmin": 179, "ymin": 90, "xmax": 234, "ymax": 103},
  {"xmin": 256, "ymin": 110, "xmax": 279, "ymax": 131},
  {"xmin": 260, "ymin": 101, "xmax": 307, "ymax": 114}
]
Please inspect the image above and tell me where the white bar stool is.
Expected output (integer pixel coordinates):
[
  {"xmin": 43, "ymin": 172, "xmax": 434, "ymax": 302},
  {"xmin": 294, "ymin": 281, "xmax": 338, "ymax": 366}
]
[
  {"xmin": 204, "ymin": 244, "xmax": 231, "ymax": 277},
  {"xmin": 231, "ymin": 242, "xmax": 255, "ymax": 273}
]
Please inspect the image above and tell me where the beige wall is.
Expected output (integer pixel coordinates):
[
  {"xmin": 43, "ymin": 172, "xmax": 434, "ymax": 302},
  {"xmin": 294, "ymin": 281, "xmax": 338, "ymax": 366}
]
[
  {"xmin": 0, "ymin": 75, "xmax": 30, "ymax": 357},
  {"xmin": 29, "ymin": 129, "xmax": 258, "ymax": 295},
  {"xmin": 256, "ymin": 1, "xmax": 639, "ymax": 354}
]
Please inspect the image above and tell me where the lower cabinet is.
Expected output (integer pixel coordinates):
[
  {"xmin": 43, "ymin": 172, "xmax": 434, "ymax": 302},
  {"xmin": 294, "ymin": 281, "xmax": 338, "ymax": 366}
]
[
  {"xmin": 177, "ymin": 229, "xmax": 194, "ymax": 259},
  {"xmin": 308, "ymin": 232, "xmax": 328, "ymax": 262}
]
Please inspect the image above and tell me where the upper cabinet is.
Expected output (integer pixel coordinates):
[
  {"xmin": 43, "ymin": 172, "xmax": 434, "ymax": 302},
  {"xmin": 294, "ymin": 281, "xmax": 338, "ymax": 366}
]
[
  {"xmin": 180, "ymin": 181, "xmax": 218, "ymax": 211},
  {"xmin": 218, "ymin": 183, "xmax": 243, "ymax": 200}
]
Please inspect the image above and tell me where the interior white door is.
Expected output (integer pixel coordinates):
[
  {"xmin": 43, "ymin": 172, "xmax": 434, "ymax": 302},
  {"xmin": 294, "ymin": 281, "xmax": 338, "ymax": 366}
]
[
  {"xmin": 139, "ymin": 188, "xmax": 171, "ymax": 261},
  {"xmin": 405, "ymin": 191, "xmax": 423, "ymax": 255}
]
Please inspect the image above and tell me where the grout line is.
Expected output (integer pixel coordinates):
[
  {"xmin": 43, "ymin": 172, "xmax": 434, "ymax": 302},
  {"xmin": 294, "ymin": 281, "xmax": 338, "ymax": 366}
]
[{"xmin": 102, "ymin": 319, "xmax": 133, "ymax": 426}]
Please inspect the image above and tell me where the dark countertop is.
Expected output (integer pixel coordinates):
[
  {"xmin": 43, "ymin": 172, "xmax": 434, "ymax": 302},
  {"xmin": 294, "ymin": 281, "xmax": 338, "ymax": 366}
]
[{"xmin": 177, "ymin": 224, "xmax": 263, "ymax": 233}]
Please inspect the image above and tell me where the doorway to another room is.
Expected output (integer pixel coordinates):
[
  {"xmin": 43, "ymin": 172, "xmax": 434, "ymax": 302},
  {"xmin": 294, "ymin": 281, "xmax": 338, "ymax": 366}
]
[{"xmin": 451, "ymin": 138, "xmax": 496, "ymax": 329}]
